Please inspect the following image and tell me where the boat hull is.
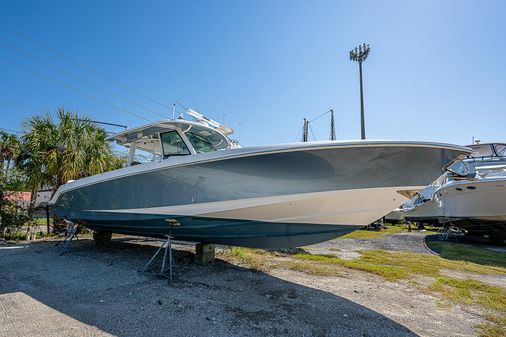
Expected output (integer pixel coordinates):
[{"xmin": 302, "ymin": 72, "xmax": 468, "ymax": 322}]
[
  {"xmin": 402, "ymin": 199, "xmax": 443, "ymax": 224},
  {"xmin": 437, "ymin": 178, "xmax": 506, "ymax": 240},
  {"xmin": 50, "ymin": 142, "xmax": 469, "ymax": 248}
]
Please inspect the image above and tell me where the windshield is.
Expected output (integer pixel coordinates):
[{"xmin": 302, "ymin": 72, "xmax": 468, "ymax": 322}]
[
  {"xmin": 470, "ymin": 144, "xmax": 494, "ymax": 157},
  {"xmin": 182, "ymin": 124, "xmax": 230, "ymax": 152},
  {"xmin": 494, "ymin": 144, "xmax": 506, "ymax": 157},
  {"xmin": 160, "ymin": 131, "xmax": 190, "ymax": 158},
  {"xmin": 447, "ymin": 160, "xmax": 475, "ymax": 177},
  {"xmin": 186, "ymin": 131, "xmax": 216, "ymax": 153}
]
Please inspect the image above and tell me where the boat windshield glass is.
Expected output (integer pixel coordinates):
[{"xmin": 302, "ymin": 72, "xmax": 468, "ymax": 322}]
[
  {"xmin": 186, "ymin": 131, "xmax": 216, "ymax": 153},
  {"xmin": 182, "ymin": 124, "xmax": 229, "ymax": 152},
  {"xmin": 447, "ymin": 160, "xmax": 474, "ymax": 177},
  {"xmin": 494, "ymin": 144, "xmax": 506, "ymax": 157},
  {"xmin": 160, "ymin": 131, "xmax": 190, "ymax": 158},
  {"xmin": 470, "ymin": 144, "xmax": 494, "ymax": 157}
]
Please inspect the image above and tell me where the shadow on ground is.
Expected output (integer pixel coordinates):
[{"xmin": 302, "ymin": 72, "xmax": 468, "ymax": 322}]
[
  {"xmin": 0, "ymin": 238, "xmax": 418, "ymax": 337},
  {"xmin": 424, "ymin": 234, "xmax": 506, "ymax": 268}
]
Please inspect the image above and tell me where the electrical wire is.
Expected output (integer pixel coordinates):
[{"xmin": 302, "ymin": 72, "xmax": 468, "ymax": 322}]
[
  {"xmin": 0, "ymin": 97, "xmax": 40, "ymax": 114},
  {"xmin": 0, "ymin": 23, "xmax": 172, "ymax": 110},
  {"xmin": 309, "ymin": 109, "xmax": 331, "ymax": 123},
  {"xmin": 0, "ymin": 41, "xmax": 167, "ymax": 119},
  {"xmin": 0, "ymin": 55, "xmax": 152, "ymax": 122},
  {"xmin": 293, "ymin": 127, "xmax": 303, "ymax": 142},
  {"xmin": 0, "ymin": 127, "xmax": 21, "ymax": 134},
  {"xmin": 308, "ymin": 124, "xmax": 318, "ymax": 141}
]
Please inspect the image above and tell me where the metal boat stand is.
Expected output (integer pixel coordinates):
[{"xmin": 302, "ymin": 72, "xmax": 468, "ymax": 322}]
[
  {"xmin": 139, "ymin": 221, "xmax": 177, "ymax": 281},
  {"xmin": 438, "ymin": 225, "xmax": 455, "ymax": 241},
  {"xmin": 57, "ymin": 220, "xmax": 79, "ymax": 256}
]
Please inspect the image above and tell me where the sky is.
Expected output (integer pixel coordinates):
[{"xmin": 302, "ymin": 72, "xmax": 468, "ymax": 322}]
[{"xmin": 0, "ymin": 0, "xmax": 505, "ymax": 147}]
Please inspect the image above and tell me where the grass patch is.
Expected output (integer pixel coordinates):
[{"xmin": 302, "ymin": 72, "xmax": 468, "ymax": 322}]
[
  {"xmin": 33, "ymin": 217, "xmax": 53, "ymax": 225},
  {"xmin": 477, "ymin": 314, "xmax": 506, "ymax": 337},
  {"xmin": 428, "ymin": 277, "xmax": 506, "ymax": 311},
  {"xmin": 429, "ymin": 277, "xmax": 506, "ymax": 336},
  {"xmin": 427, "ymin": 241, "xmax": 506, "ymax": 268},
  {"xmin": 294, "ymin": 249, "xmax": 506, "ymax": 281},
  {"xmin": 0, "ymin": 231, "xmax": 28, "ymax": 241},
  {"xmin": 227, "ymin": 247, "xmax": 275, "ymax": 272},
  {"xmin": 284, "ymin": 260, "xmax": 343, "ymax": 277},
  {"xmin": 339, "ymin": 224, "xmax": 407, "ymax": 239}
]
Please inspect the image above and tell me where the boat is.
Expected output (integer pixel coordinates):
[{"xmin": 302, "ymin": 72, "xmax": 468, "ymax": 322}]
[
  {"xmin": 401, "ymin": 181, "xmax": 444, "ymax": 225},
  {"xmin": 401, "ymin": 143, "xmax": 506, "ymax": 242},
  {"xmin": 49, "ymin": 111, "xmax": 471, "ymax": 248},
  {"xmin": 434, "ymin": 166, "xmax": 506, "ymax": 243},
  {"xmin": 465, "ymin": 142, "xmax": 506, "ymax": 167},
  {"xmin": 384, "ymin": 208, "xmax": 404, "ymax": 224}
]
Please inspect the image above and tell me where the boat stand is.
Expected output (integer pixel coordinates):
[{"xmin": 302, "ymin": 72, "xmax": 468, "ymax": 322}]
[
  {"xmin": 438, "ymin": 225, "xmax": 455, "ymax": 241},
  {"xmin": 139, "ymin": 234, "xmax": 175, "ymax": 282},
  {"xmin": 57, "ymin": 220, "xmax": 79, "ymax": 256}
]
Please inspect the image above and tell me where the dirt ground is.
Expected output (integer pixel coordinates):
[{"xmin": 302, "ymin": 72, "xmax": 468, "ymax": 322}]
[{"xmin": 0, "ymin": 234, "xmax": 503, "ymax": 337}]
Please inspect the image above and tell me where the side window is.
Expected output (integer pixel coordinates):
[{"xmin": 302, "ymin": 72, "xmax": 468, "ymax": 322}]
[{"xmin": 160, "ymin": 131, "xmax": 190, "ymax": 158}]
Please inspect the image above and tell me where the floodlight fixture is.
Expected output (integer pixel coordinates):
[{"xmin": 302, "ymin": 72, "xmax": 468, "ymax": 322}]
[{"xmin": 349, "ymin": 43, "xmax": 371, "ymax": 139}]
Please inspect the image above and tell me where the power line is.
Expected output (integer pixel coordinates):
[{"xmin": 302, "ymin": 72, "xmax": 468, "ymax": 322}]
[
  {"xmin": 0, "ymin": 41, "xmax": 167, "ymax": 119},
  {"xmin": 0, "ymin": 127, "xmax": 21, "ymax": 134},
  {"xmin": 294, "ymin": 126, "xmax": 303, "ymax": 142},
  {"xmin": 0, "ymin": 55, "xmax": 152, "ymax": 122},
  {"xmin": 309, "ymin": 109, "xmax": 332, "ymax": 123},
  {"xmin": 0, "ymin": 23, "xmax": 173, "ymax": 110},
  {"xmin": 0, "ymin": 97, "xmax": 40, "ymax": 114},
  {"xmin": 308, "ymin": 124, "xmax": 317, "ymax": 141}
]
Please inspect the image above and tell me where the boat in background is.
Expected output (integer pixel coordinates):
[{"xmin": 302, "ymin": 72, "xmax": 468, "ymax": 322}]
[
  {"xmin": 435, "ymin": 166, "xmax": 506, "ymax": 243},
  {"xmin": 49, "ymin": 110, "xmax": 471, "ymax": 248},
  {"xmin": 400, "ymin": 143, "xmax": 506, "ymax": 243}
]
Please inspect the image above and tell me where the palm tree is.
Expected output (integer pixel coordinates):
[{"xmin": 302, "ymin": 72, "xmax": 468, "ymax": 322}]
[
  {"xmin": 0, "ymin": 131, "xmax": 21, "ymax": 180},
  {"xmin": 19, "ymin": 108, "xmax": 124, "ymax": 193}
]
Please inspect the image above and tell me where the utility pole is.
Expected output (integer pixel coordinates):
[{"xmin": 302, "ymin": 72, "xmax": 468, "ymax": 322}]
[
  {"xmin": 302, "ymin": 118, "xmax": 309, "ymax": 142},
  {"xmin": 349, "ymin": 43, "xmax": 371, "ymax": 140},
  {"xmin": 329, "ymin": 109, "xmax": 336, "ymax": 140}
]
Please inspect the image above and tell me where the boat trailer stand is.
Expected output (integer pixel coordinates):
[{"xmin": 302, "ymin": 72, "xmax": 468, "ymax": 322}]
[
  {"xmin": 140, "ymin": 222, "xmax": 177, "ymax": 282},
  {"xmin": 57, "ymin": 220, "xmax": 79, "ymax": 256},
  {"xmin": 139, "ymin": 234, "xmax": 175, "ymax": 282}
]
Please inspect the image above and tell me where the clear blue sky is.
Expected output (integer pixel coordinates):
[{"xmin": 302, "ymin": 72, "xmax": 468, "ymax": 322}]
[{"xmin": 1, "ymin": 0, "xmax": 505, "ymax": 146}]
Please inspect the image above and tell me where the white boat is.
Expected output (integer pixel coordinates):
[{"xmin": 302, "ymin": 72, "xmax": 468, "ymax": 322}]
[
  {"xmin": 402, "ymin": 144, "xmax": 506, "ymax": 242},
  {"xmin": 434, "ymin": 168, "xmax": 506, "ymax": 242},
  {"xmin": 49, "ymin": 112, "xmax": 470, "ymax": 248},
  {"xmin": 402, "ymin": 183, "xmax": 444, "ymax": 225}
]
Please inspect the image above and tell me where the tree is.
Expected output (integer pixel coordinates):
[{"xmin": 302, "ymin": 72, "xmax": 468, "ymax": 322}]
[
  {"xmin": 0, "ymin": 131, "xmax": 21, "ymax": 181},
  {"xmin": 0, "ymin": 132, "xmax": 28, "ymax": 237},
  {"xmin": 18, "ymin": 107, "xmax": 125, "ymax": 194}
]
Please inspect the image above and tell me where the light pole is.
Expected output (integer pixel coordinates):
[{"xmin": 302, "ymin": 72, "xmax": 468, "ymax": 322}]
[{"xmin": 349, "ymin": 43, "xmax": 370, "ymax": 140}]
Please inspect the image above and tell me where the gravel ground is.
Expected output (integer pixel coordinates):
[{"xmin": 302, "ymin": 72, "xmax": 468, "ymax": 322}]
[
  {"xmin": 305, "ymin": 232, "xmax": 435, "ymax": 256},
  {"xmin": 0, "ymin": 234, "xmax": 499, "ymax": 337}
]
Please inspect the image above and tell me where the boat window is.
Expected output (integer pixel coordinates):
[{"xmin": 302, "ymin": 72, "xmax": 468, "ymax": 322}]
[
  {"xmin": 160, "ymin": 131, "xmax": 190, "ymax": 158},
  {"xmin": 470, "ymin": 144, "xmax": 494, "ymax": 157},
  {"xmin": 494, "ymin": 144, "xmax": 506, "ymax": 157},
  {"xmin": 185, "ymin": 131, "xmax": 216, "ymax": 153},
  {"xmin": 182, "ymin": 124, "xmax": 230, "ymax": 151}
]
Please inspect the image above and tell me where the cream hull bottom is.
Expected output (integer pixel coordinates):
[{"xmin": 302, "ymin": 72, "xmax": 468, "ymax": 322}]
[{"xmin": 95, "ymin": 186, "xmax": 420, "ymax": 226}]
